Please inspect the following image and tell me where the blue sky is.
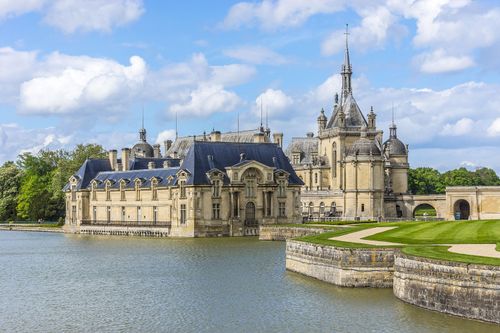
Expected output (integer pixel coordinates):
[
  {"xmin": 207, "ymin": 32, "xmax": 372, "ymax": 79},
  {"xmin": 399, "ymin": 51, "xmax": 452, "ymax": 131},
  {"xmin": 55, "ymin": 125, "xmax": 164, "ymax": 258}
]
[{"xmin": 1, "ymin": 0, "xmax": 500, "ymax": 172}]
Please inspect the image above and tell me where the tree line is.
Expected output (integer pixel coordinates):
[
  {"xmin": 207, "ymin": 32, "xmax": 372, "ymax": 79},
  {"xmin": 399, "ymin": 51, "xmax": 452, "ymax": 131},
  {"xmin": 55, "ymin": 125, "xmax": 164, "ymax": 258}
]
[
  {"xmin": 0, "ymin": 144, "xmax": 498, "ymax": 221},
  {"xmin": 0, "ymin": 144, "xmax": 107, "ymax": 222},
  {"xmin": 408, "ymin": 167, "xmax": 500, "ymax": 195}
]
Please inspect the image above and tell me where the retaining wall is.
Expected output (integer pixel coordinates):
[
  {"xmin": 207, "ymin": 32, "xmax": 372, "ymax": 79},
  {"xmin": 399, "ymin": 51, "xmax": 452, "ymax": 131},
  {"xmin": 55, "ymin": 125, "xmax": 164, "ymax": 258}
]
[
  {"xmin": 393, "ymin": 253, "xmax": 500, "ymax": 324},
  {"xmin": 285, "ymin": 240, "xmax": 395, "ymax": 287},
  {"xmin": 259, "ymin": 225, "xmax": 335, "ymax": 241},
  {"xmin": 80, "ymin": 225, "xmax": 170, "ymax": 237}
]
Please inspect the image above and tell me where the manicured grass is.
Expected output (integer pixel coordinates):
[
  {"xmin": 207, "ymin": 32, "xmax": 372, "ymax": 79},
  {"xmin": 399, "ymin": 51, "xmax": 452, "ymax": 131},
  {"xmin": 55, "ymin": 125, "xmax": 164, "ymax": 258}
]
[
  {"xmin": 304, "ymin": 220, "xmax": 377, "ymax": 226},
  {"xmin": 295, "ymin": 220, "xmax": 500, "ymax": 265},
  {"xmin": 413, "ymin": 206, "xmax": 437, "ymax": 217}
]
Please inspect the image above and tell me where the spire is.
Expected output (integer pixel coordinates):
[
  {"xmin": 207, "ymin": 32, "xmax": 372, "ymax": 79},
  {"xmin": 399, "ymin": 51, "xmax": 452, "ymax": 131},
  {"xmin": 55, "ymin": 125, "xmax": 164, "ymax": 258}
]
[
  {"xmin": 341, "ymin": 24, "xmax": 352, "ymax": 102},
  {"xmin": 175, "ymin": 111, "xmax": 178, "ymax": 139},
  {"xmin": 259, "ymin": 98, "xmax": 264, "ymax": 132},
  {"xmin": 390, "ymin": 104, "xmax": 397, "ymax": 138},
  {"xmin": 139, "ymin": 107, "xmax": 147, "ymax": 142}
]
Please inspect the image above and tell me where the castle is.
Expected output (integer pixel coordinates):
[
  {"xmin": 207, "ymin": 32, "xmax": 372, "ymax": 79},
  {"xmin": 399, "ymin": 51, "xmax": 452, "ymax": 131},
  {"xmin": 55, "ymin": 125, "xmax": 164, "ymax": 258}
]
[{"xmin": 64, "ymin": 30, "xmax": 500, "ymax": 236}]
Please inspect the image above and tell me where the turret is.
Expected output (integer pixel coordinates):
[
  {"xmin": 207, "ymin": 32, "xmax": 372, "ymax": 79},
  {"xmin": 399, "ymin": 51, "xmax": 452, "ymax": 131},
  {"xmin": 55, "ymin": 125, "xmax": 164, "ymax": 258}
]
[
  {"xmin": 317, "ymin": 108, "xmax": 327, "ymax": 133},
  {"xmin": 368, "ymin": 106, "xmax": 376, "ymax": 129}
]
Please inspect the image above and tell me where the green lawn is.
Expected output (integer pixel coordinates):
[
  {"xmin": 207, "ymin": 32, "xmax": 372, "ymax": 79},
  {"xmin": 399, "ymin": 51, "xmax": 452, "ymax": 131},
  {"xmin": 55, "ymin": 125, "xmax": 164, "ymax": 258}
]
[{"xmin": 296, "ymin": 220, "xmax": 500, "ymax": 266}]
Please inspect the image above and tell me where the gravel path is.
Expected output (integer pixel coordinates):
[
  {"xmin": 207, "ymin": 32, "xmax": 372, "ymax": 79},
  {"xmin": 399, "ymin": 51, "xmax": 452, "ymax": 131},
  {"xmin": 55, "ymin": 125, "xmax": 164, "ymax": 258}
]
[{"xmin": 447, "ymin": 244, "xmax": 500, "ymax": 259}]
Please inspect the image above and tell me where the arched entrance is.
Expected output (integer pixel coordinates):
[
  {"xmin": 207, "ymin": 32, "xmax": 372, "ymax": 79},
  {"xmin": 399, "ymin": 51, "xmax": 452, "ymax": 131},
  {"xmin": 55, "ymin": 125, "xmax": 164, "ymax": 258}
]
[
  {"xmin": 454, "ymin": 200, "xmax": 470, "ymax": 220},
  {"xmin": 245, "ymin": 202, "xmax": 256, "ymax": 226},
  {"xmin": 413, "ymin": 204, "xmax": 436, "ymax": 218}
]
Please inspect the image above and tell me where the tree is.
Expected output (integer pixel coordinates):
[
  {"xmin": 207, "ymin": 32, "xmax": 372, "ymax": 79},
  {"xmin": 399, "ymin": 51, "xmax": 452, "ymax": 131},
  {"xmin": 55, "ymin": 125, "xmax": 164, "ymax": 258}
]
[
  {"xmin": 0, "ymin": 162, "xmax": 23, "ymax": 221},
  {"xmin": 474, "ymin": 167, "xmax": 500, "ymax": 186},
  {"xmin": 408, "ymin": 167, "xmax": 445, "ymax": 194},
  {"xmin": 441, "ymin": 167, "xmax": 479, "ymax": 187}
]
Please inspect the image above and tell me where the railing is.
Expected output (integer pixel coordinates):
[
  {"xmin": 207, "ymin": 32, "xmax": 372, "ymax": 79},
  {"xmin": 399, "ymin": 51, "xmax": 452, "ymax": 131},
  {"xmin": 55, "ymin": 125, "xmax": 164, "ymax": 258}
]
[
  {"xmin": 81, "ymin": 220, "xmax": 171, "ymax": 227},
  {"xmin": 303, "ymin": 216, "xmax": 446, "ymax": 223}
]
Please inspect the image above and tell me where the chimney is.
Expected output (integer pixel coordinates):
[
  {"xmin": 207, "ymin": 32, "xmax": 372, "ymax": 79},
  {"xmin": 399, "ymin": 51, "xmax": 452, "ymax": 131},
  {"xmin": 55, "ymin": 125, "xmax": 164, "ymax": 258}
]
[
  {"xmin": 148, "ymin": 161, "xmax": 155, "ymax": 170},
  {"xmin": 153, "ymin": 144, "xmax": 161, "ymax": 158},
  {"xmin": 253, "ymin": 132, "xmax": 265, "ymax": 143},
  {"xmin": 273, "ymin": 132, "xmax": 283, "ymax": 148},
  {"xmin": 211, "ymin": 130, "xmax": 221, "ymax": 142},
  {"xmin": 108, "ymin": 149, "xmax": 117, "ymax": 171},
  {"xmin": 164, "ymin": 140, "xmax": 172, "ymax": 154},
  {"xmin": 163, "ymin": 160, "xmax": 171, "ymax": 168},
  {"xmin": 121, "ymin": 148, "xmax": 130, "ymax": 171}
]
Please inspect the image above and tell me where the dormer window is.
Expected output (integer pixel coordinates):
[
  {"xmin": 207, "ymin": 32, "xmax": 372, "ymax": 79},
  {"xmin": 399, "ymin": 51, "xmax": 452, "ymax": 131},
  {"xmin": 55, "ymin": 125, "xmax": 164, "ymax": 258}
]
[
  {"xmin": 212, "ymin": 179, "xmax": 221, "ymax": 197},
  {"xmin": 91, "ymin": 182, "xmax": 97, "ymax": 201},
  {"xmin": 292, "ymin": 153, "xmax": 300, "ymax": 165},
  {"xmin": 277, "ymin": 179, "xmax": 287, "ymax": 197},
  {"xmin": 105, "ymin": 182, "xmax": 111, "ymax": 201},
  {"xmin": 151, "ymin": 178, "xmax": 158, "ymax": 201},
  {"xmin": 135, "ymin": 179, "xmax": 141, "ymax": 201},
  {"xmin": 71, "ymin": 184, "xmax": 77, "ymax": 201},
  {"xmin": 179, "ymin": 180, "xmax": 186, "ymax": 198},
  {"xmin": 120, "ymin": 181, "xmax": 126, "ymax": 201}
]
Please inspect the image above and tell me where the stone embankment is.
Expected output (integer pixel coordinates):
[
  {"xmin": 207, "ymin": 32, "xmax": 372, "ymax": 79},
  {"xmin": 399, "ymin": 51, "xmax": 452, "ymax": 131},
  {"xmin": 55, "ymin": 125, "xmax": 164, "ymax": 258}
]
[
  {"xmin": 0, "ymin": 225, "xmax": 64, "ymax": 233},
  {"xmin": 259, "ymin": 225, "xmax": 338, "ymax": 241},
  {"xmin": 80, "ymin": 225, "xmax": 170, "ymax": 237},
  {"xmin": 393, "ymin": 253, "xmax": 499, "ymax": 324},
  {"xmin": 285, "ymin": 240, "xmax": 395, "ymax": 287}
]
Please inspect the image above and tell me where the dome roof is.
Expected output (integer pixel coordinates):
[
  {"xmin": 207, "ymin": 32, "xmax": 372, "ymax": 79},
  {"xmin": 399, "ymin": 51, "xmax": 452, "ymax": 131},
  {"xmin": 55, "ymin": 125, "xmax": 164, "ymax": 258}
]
[
  {"xmin": 348, "ymin": 137, "xmax": 381, "ymax": 156},
  {"xmin": 133, "ymin": 141, "xmax": 154, "ymax": 158},
  {"xmin": 384, "ymin": 137, "xmax": 407, "ymax": 156}
]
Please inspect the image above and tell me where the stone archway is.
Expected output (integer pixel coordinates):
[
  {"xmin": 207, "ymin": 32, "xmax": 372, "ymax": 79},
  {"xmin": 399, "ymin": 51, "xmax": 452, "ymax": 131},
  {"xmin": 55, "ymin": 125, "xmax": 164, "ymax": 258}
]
[
  {"xmin": 245, "ymin": 202, "xmax": 256, "ymax": 226},
  {"xmin": 454, "ymin": 200, "xmax": 470, "ymax": 220},
  {"xmin": 413, "ymin": 203, "xmax": 437, "ymax": 218}
]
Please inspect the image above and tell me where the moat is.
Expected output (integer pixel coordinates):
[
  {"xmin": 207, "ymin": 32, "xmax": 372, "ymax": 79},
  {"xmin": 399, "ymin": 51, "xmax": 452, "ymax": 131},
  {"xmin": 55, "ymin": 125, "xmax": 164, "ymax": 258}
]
[{"xmin": 0, "ymin": 232, "xmax": 497, "ymax": 333}]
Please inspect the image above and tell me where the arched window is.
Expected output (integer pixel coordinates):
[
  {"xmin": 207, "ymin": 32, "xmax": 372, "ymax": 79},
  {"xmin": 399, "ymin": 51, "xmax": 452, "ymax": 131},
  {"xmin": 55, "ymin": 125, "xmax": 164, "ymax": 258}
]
[
  {"xmin": 319, "ymin": 202, "xmax": 325, "ymax": 216},
  {"xmin": 330, "ymin": 202, "xmax": 336, "ymax": 215},
  {"xmin": 308, "ymin": 202, "xmax": 314, "ymax": 216}
]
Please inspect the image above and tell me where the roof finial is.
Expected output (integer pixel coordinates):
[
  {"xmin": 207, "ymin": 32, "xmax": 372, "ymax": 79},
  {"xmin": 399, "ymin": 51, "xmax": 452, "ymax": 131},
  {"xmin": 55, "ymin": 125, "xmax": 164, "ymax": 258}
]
[
  {"xmin": 260, "ymin": 97, "xmax": 263, "ymax": 130},
  {"xmin": 141, "ymin": 105, "xmax": 145, "ymax": 130},
  {"xmin": 390, "ymin": 103, "xmax": 397, "ymax": 138},
  {"xmin": 175, "ymin": 111, "xmax": 178, "ymax": 139}
]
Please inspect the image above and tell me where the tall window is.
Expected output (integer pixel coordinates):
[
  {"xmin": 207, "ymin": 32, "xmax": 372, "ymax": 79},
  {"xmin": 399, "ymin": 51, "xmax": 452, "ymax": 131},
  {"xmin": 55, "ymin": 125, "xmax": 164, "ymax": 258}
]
[
  {"xmin": 152, "ymin": 179, "xmax": 158, "ymax": 201},
  {"xmin": 277, "ymin": 180, "xmax": 286, "ymax": 197},
  {"xmin": 105, "ymin": 182, "xmax": 111, "ymax": 201},
  {"xmin": 135, "ymin": 180, "xmax": 141, "ymax": 201},
  {"xmin": 315, "ymin": 173, "xmax": 318, "ymax": 184},
  {"xmin": 278, "ymin": 202, "xmax": 286, "ymax": 217},
  {"xmin": 91, "ymin": 183, "xmax": 97, "ymax": 200},
  {"xmin": 106, "ymin": 206, "xmax": 111, "ymax": 223},
  {"xmin": 361, "ymin": 204, "xmax": 365, "ymax": 212},
  {"xmin": 137, "ymin": 207, "xmax": 142, "ymax": 224},
  {"xmin": 293, "ymin": 154, "xmax": 300, "ymax": 164},
  {"xmin": 212, "ymin": 179, "xmax": 221, "ymax": 197},
  {"xmin": 233, "ymin": 192, "xmax": 239, "ymax": 217},
  {"xmin": 121, "ymin": 207, "xmax": 126, "ymax": 223},
  {"xmin": 72, "ymin": 206, "xmax": 77, "ymax": 224},
  {"xmin": 332, "ymin": 142, "xmax": 337, "ymax": 178},
  {"xmin": 212, "ymin": 203, "xmax": 220, "ymax": 219},
  {"xmin": 331, "ymin": 202, "xmax": 336, "ymax": 215},
  {"xmin": 319, "ymin": 202, "xmax": 325, "ymax": 216},
  {"xmin": 120, "ymin": 181, "xmax": 126, "ymax": 201},
  {"xmin": 180, "ymin": 204, "xmax": 186, "ymax": 224},
  {"xmin": 92, "ymin": 206, "xmax": 97, "ymax": 222},
  {"xmin": 245, "ymin": 180, "xmax": 255, "ymax": 197},
  {"xmin": 71, "ymin": 185, "xmax": 76, "ymax": 201},
  {"xmin": 179, "ymin": 180, "xmax": 186, "ymax": 198},
  {"xmin": 153, "ymin": 206, "xmax": 158, "ymax": 224},
  {"xmin": 265, "ymin": 192, "xmax": 272, "ymax": 216}
]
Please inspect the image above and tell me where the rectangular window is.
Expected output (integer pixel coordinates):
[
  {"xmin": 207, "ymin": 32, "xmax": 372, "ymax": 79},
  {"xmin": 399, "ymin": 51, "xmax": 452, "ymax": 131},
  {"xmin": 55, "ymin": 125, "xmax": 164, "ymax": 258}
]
[
  {"xmin": 361, "ymin": 204, "xmax": 365, "ymax": 212},
  {"xmin": 106, "ymin": 206, "xmax": 111, "ymax": 223},
  {"xmin": 106, "ymin": 185, "xmax": 111, "ymax": 201},
  {"xmin": 137, "ymin": 207, "xmax": 142, "ymax": 224},
  {"xmin": 266, "ymin": 193, "xmax": 272, "ymax": 216},
  {"xmin": 152, "ymin": 187, "xmax": 158, "ymax": 201},
  {"xmin": 120, "ymin": 184, "xmax": 126, "ymax": 201},
  {"xmin": 180, "ymin": 204, "xmax": 186, "ymax": 224},
  {"xmin": 245, "ymin": 180, "xmax": 255, "ymax": 197},
  {"xmin": 121, "ymin": 206, "xmax": 126, "ymax": 223},
  {"xmin": 135, "ymin": 183, "xmax": 141, "ymax": 201},
  {"xmin": 212, "ymin": 203, "xmax": 220, "ymax": 220},
  {"xmin": 212, "ymin": 180, "xmax": 221, "ymax": 197},
  {"xmin": 72, "ymin": 205, "xmax": 77, "ymax": 224},
  {"xmin": 180, "ymin": 181, "xmax": 186, "ymax": 198},
  {"xmin": 279, "ymin": 202, "xmax": 286, "ymax": 217},
  {"xmin": 71, "ymin": 185, "xmax": 76, "ymax": 201},
  {"xmin": 91, "ymin": 184, "xmax": 96, "ymax": 200},
  {"xmin": 92, "ymin": 206, "xmax": 97, "ymax": 222},
  {"xmin": 233, "ymin": 192, "xmax": 239, "ymax": 217},
  {"xmin": 153, "ymin": 206, "xmax": 158, "ymax": 224},
  {"xmin": 278, "ymin": 180, "xmax": 286, "ymax": 197}
]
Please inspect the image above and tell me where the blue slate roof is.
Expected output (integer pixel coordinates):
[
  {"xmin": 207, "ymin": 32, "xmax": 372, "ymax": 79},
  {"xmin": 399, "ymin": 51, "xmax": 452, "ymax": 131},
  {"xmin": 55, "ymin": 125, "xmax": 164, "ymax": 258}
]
[
  {"xmin": 180, "ymin": 141, "xmax": 303, "ymax": 186},
  {"xmin": 66, "ymin": 141, "xmax": 303, "ymax": 191},
  {"xmin": 92, "ymin": 168, "xmax": 180, "ymax": 189}
]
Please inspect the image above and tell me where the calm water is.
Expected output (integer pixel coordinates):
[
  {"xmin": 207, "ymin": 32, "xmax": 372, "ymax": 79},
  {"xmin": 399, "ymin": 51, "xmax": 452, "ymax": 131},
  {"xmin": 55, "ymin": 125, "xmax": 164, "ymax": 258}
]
[{"xmin": 0, "ymin": 232, "xmax": 498, "ymax": 333}]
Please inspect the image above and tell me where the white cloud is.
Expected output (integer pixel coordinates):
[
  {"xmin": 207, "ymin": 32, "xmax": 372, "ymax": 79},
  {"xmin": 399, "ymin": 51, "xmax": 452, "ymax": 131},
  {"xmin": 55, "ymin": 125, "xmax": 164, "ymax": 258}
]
[
  {"xmin": 487, "ymin": 118, "xmax": 500, "ymax": 137},
  {"xmin": 416, "ymin": 49, "xmax": 475, "ymax": 73},
  {"xmin": 0, "ymin": 47, "xmax": 38, "ymax": 103},
  {"xmin": 221, "ymin": 0, "xmax": 345, "ymax": 30},
  {"xmin": 155, "ymin": 129, "xmax": 176, "ymax": 144},
  {"xmin": 19, "ymin": 54, "xmax": 146, "ymax": 114},
  {"xmin": 223, "ymin": 45, "xmax": 289, "ymax": 65},
  {"xmin": 169, "ymin": 84, "xmax": 241, "ymax": 117},
  {"xmin": 254, "ymin": 89, "xmax": 293, "ymax": 117},
  {"xmin": 0, "ymin": 0, "xmax": 144, "ymax": 33},
  {"xmin": 441, "ymin": 118, "xmax": 474, "ymax": 136}
]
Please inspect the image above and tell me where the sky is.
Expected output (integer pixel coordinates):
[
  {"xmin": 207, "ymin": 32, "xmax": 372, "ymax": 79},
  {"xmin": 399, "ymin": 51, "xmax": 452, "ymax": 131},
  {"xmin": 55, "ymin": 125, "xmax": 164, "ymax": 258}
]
[{"xmin": 1, "ymin": 0, "xmax": 500, "ymax": 172}]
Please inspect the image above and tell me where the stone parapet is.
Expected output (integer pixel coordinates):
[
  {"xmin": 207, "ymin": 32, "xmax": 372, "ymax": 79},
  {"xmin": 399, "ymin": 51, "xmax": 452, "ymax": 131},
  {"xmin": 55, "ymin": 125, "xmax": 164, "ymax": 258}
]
[
  {"xmin": 80, "ymin": 225, "xmax": 170, "ymax": 237},
  {"xmin": 393, "ymin": 253, "xmax": 500, "ymax": 324},
  {"xmin": 285, "ymin": 240, "xmax": 395, "ymax": 287}
]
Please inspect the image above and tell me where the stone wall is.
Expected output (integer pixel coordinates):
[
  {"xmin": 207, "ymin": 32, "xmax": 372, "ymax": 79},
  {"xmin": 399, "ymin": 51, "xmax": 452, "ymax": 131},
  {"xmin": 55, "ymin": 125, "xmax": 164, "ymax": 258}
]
[
  {"xmin": 285, "ymin": 240, "xmax": 395, "ymax": 287},
  {"xmin": 393, "ymin": 253, "xmax": 500, "ymax": 324},
  {"xmin": 80, "ymin": 225, "xmax": 170, "ymax": 237},
  {"xmin": 259, "ymin": 225, "xmax": 335, "ymax": 241}
]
